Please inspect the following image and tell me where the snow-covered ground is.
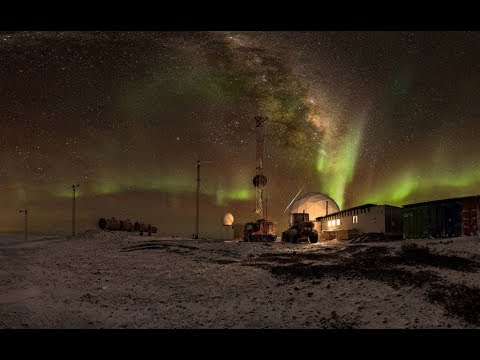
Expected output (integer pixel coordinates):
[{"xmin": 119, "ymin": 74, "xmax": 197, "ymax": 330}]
[
  {"xmin": 1, "ymin": 230, "xmax": 479, "ymax": 328},
  {"xmin": 0, "ymin": 233, "xmax": 61, "ymax": 245}
]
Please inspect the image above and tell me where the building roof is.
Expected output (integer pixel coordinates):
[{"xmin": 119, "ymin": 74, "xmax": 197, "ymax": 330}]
[
  {"xmin": 403, "ymin": 195, "xmax": 480, "ymax": 208},
  {"xmin": 315, "ymin": 203, "xmax": 377, "ymax": 221}
]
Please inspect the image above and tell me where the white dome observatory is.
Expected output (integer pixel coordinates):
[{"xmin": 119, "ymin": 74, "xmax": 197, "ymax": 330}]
[
  {"xmin": 222, "ymin": 213, "xmax": 234, "ymax": 226},
  {"xmin": 287, "ymin": 192, "xmax": 340, "ymax": 224}
]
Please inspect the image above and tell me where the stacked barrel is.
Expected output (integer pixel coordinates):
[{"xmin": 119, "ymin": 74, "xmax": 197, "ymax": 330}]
[{"xmin": 98, "ymin": 217, "xmax": 157, "ymax": 235}]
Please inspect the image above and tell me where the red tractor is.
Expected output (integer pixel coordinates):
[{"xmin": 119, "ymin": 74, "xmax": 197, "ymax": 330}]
[{"xmin": 243, "ymin": 219, "xmax": 276, "ymax": 242}]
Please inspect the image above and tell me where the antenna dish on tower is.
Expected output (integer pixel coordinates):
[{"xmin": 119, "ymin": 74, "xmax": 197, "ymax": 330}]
[{"xmin": 253, "ymin": 116, "xmax": 268, "ymax": 216}]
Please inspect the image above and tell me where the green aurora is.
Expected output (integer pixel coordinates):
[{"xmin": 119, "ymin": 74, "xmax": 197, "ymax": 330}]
[
  {"xmin": 52, "ymin": 174, "xmax": 254, "ymax": 207},
  {"xmin": 3, "ymin": 31, "xmax": 480, "ymax": 235},
  {"xmin": 360, "ymin": 166, "xmax": 480, "ymax": 207}
]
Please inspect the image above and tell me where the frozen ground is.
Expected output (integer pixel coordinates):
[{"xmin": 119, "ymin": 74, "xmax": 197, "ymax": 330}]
[
  {"xmin": 1, "ymin": 230, "xmax": 479, "ymax": 329},
  {"xmin": 0, "ymin": 234, "xmax": 61, "ymax": 245}
]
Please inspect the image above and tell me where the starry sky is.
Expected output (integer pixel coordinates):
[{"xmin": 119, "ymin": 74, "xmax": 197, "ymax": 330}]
[{"xmin": 1, "ymin": 31, "xmax": 480, "ymax": 236}]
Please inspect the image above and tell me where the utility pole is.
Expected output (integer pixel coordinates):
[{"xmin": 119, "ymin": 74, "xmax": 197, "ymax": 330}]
[
  {"xmin": 195, "ymin": 160, "xmax": 200, "ymax": 239},
  {"xmin": 195, "ymin": 159, "xmax": 212, "ymax": 239},
  {"xmin": 19, "ymin": 209, "xmax": 28, "ymax": 241},
  {"xmin": 72, "ymin": 184, "xmax": 79, "ymax": 236},
  {"xmin": 265, "ymin": 190, "xmax": 268, "ymax": 221},
  {"xmin": 253, "ymin": 116, "xmax": 268, "ymax": 217}
]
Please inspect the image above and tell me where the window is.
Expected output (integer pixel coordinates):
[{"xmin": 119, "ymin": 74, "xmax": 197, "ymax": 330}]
[
  {"xmin": 328, "ymin": 220, "xmax": 331, "ymax": 227},
  {"xmin": 336, "ymin": 219, "xmax": 340, "ymax": 226},
  {"xmin": 353, "ymin": 215, "xmax": 358, "ymax": 224}
]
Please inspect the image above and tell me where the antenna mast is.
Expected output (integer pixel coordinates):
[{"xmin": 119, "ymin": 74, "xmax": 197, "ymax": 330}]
[
  {"xmin": 253, "ymin": 116, "xmax": 268, "ymax": 218},
  {"xmin": 72, "ymin": 184, "xmax": 79, "ymax": 236},
  {"xmin": 195, "ymin": 158, "xmax": 212, "ymax": 239}
]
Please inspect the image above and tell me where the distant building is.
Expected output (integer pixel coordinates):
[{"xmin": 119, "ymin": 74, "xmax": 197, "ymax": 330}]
[
  {"xmin": 402, "ymin": 195, "xmax": 480, "ymax": 239},
  {"xmin": 315, "ymin": 204, "xmax": 403, "ymax": 240},
  {"xmin": 233, "ymin": 223, "xmax": 246, "ymax": 239}
]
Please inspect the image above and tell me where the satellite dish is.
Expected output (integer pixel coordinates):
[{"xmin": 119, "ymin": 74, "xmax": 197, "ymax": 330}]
[{"xmin": 222, "ymin": 213, "xmax": 234, "ymax": 226}]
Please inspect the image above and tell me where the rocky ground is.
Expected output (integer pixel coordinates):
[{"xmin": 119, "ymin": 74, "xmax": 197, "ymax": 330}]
[{"xmin": 1, "ymin": 230, "xmax": 479, "ymax": 328}]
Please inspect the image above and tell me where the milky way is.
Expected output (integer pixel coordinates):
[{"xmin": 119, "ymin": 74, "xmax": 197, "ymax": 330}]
[{"xmin": 1, "ymin": 31, "xmax": 480, "ymax": 236}]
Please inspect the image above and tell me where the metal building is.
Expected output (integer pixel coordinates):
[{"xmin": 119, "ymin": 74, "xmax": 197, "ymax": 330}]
[
  {"xmin": 402, "ymin": 195, "xmax": 480, "ymax": 239},
  {"xmin": 233, "ymin": 223, "xmax": 246, "ymax": 240},
  {"xmin": 315, "ymin": 204, "xmax": 403, "ymax": 240}
]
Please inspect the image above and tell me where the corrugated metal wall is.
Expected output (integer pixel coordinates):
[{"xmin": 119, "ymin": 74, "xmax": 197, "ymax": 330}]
[
  {"xmin": 403, "ymin": 206, "xmax": 429, "ymax": 239},
  {"xmin": 461, "ymin": 197, "xmax": 479, "ymax": 236},
  {"xmin": 384, "ymin": 206, "xmax": 403, "ymax": 236},
  {"xmin": 403, "ymin": 198, "xmax": 470, "ymax": 239},
  {"xmin": 233, "ymin": 223, "xmax": 245, "ymax": 239}
]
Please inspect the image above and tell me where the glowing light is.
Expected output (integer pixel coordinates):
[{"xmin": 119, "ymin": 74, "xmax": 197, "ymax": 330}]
[
  {"xmin": 316, "ymin": 118, "xmax": 365, "ymax": 209},
  {"xmin": 53, "ymin": 187, "xmax": 79, "ymax": 198},
  {"xmin": 316, "ymin": 148, "xmax": 326, "ymax": 172},
  {"xmin": 216, "ymin": 187, "xmax": 253, "ymax": 206}
]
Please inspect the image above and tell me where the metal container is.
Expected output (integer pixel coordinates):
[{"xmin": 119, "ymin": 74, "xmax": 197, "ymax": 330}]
[
  {"xmin": 384, "ymin": 205, "xmax": 403, "ymax": 236},
  {"xmin": 120, "ymin": 220, "xmax": 134, "ymax": 232},
  {"xmin": 104, "ymin": 217, "xmax": 121, "ymax": 231},
  {"xmin": 233, "ymin": 223, "xmax": 245, "ymax": 239},
  {"xmin": 403, "ymin": 206, "xmax": 429, "ymax": 239},
  {"xmin": 461, "ymin": 197, "xmax": 478, "ymax": 236},
  {"xmin": 134, "ymin": 221, "xmax": 148, "ymax": 232},
  {"xmin": 404, "ymin": 198, "xmax": 463, "ymax": 239},
  {"xmin": 428, "ymin": 200, "xmax": 461, "ymax": 238},
  {"xmin": 98, "ymin": 218, "xmax": 107, "ymax": 230}
]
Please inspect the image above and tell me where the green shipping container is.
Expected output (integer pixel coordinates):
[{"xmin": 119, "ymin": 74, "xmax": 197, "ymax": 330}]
[{"xmin": 403, "ymin": 206, "xmax": 429, "ymax": 239}]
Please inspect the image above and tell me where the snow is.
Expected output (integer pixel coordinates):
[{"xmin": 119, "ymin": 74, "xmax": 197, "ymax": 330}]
[{"xmin": 0, "ymin": 231, "xmax": 479, "ymax": 328}]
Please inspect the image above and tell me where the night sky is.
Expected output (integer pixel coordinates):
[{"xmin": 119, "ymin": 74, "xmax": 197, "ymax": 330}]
[{"xmin": 2, "ymin": 31, "xmax": 480, "ymax": 236}]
